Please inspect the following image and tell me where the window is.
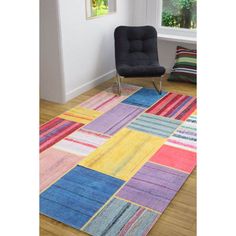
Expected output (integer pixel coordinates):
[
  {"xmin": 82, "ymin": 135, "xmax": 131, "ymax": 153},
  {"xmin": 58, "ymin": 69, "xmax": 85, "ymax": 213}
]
[
  {"xmin": 157, "ymin": 0, "xmax": 197, "ymax": 39},
  {"xmin": 86, "ymin": 0, "xmax": 116, "ymax": 19}
]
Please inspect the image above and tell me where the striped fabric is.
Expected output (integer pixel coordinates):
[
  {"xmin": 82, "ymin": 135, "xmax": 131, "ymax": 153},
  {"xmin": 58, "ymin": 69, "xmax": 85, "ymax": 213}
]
[
  {"xmin": 128, "ymin": 113, "xmax": 182, "ymax": 138},
  {"xmin": 79, "ymin": 128, "xmax": 165, "ymax": 181},
  {"xmin": 80, "ymin": 84, "xmax": 141, "ymax": 113},
  {"xmin": 166, "ymin": 115, "xmax": 197, "ymax": 152},
  {"xmin": 40, "ymin": 166, "xmax": 124, "ymax": 229},
  {"xmin": 106, "ymin": 83, "xmax": 141, "ymax": 96},
  {"xmin": 84, "ymin": 103, "xmax": 144, "ymax": 136},
  {"xmin": 83, "ymin": 198, "xmax": 159, "ymax": 236},
  {"xmin": 40, "ymin": 148, "xmax": 83, "ymax": 192},
  {"xmin": 116, "ymin": 162, "xmax": 188, "ymax": 213},
  {"xmin": 168, "ymin": 46, "xmax": 197, "ymax": 83},
  {"xmin": 59, "ymin": 106, "xmax": 102, "ymax": 124},
  {"xmin": 79, "ymin": 91, "xmax": 126, "ymax": 113},
  {"xmin": 54, "ymin": 129, "xmax": 109, "ymax": 156},
  {"xmin": 40, "ymin": 117, "xmax": 83, "ymax": 153},
  {"xmin": 146, "ymin": 92, "xmax": 197, "ymax": 121}
]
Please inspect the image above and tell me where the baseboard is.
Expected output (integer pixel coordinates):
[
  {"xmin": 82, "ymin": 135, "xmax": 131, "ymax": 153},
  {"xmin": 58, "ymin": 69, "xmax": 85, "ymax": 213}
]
[{"xmin": 65, "ymin": 70, "xmax": 116, "ymax": 102}]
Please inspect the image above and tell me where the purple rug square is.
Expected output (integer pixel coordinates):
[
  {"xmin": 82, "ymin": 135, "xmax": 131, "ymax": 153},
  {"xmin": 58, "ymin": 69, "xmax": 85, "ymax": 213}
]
[
  {"xmin": 83, "ymin": 103, "xmax": 144, "ymax": 135},
  {"xmin": 116, "ymin": 162, "xmax": 188, "ymax": 213}
]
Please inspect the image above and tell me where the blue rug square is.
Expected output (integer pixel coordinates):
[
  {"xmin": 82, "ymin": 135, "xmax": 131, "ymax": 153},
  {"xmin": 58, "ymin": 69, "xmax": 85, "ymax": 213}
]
[
  {"xmin": 122, "ymin": 88, "xmax": 167, "ymax": 108},
  {"xmin": 40, "ymin": 166, "xmax": 125, "ymax": 229}
]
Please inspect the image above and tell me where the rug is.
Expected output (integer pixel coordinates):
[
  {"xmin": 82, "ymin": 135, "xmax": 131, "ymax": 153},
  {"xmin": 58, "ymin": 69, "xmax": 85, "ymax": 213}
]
[{"xmin": 40, "ymin": 83, "xmax": 197, "ymax": 236}]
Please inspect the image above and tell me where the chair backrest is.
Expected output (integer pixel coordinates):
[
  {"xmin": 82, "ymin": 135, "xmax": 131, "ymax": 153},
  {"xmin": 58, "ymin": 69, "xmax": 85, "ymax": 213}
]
[{"xmin": 114, "ymin": 26, "xmax": 159, "ymax": 67}]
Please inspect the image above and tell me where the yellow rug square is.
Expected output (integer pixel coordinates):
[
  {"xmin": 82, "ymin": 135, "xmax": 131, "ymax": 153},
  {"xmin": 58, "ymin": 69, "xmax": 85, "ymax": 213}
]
[
  {"xmin": 79, "ymin": 128, "xmax": 166, "ymax": 181},
  {"xmin": 58, "ymin": 106, "xmax": 102, "ymax": 124}
]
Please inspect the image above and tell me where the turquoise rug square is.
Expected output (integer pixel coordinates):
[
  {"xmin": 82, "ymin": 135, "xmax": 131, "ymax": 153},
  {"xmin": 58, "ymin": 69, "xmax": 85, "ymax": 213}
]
[{"xmin": 122, "ymin": 88, "xmax": 167, "ymax": 108}]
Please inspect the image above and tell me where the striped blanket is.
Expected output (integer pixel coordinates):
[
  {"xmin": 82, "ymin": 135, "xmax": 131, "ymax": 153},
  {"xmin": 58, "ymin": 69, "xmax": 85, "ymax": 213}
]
[{"xmin": 168, "ymin": 46, "xmax": 197, "ymax": 83}]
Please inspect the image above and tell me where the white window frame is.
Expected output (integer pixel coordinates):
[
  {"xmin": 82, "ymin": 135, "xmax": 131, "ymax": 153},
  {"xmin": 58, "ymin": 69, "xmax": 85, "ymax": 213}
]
[{"xmin": 156, "ymin": 0, "xmax": 196, "ymax": 41}]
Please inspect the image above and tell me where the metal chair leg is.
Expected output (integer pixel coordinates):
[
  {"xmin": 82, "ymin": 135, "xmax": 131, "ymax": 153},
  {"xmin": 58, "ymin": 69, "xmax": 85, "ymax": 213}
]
[
  {"xmin": 114, "ymin": 73, "xmax": 121, "ymax": 96},
  {"xmin": 152, "ymin": 75, "xmax": 164, "ymax": 95},
  {"xmin": 159, "ymin": 75, "xmax": 163, "ymax": 94},
  {"xmin": 117, "ymin": 75, "xmax": 121, "ymax": 96}
]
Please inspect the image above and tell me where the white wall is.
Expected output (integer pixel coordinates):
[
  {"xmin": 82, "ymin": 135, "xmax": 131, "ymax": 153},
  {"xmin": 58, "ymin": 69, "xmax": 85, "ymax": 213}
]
[
  {"xmin": 59, "ymin": 0, "xmax": 134, "ymax": 102},
  {"xmin": 40, "ymin": 0, "xmax": 134, "ymax": 103},
  {"xmin": 40, "ymin": 0, "xmax": 65, "ymax": 103},
  {"xmin": 132, "ymin": 0, "xmax": 196, "ymax": 72}
]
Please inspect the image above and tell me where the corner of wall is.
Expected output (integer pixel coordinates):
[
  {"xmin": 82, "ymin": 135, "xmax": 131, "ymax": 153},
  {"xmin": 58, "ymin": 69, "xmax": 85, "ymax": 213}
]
[{"xmin": 65, "ymin": 69, "xmax": 116, "ymax": 102}]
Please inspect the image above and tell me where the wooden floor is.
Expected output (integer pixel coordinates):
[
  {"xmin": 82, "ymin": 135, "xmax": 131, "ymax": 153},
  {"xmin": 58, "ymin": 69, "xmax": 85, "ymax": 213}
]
[{"xmin": 40, "ymin": 75, "xmax": 196, "ymax": 236}]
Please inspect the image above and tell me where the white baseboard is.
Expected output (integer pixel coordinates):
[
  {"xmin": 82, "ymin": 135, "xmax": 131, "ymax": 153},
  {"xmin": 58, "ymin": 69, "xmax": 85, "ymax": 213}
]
[{"xmin": 65, "ymin": 69, "xmax": 116, "ymax": 102}]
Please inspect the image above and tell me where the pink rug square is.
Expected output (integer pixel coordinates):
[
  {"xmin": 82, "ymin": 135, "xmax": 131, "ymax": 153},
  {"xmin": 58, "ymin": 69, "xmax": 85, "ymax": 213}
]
[
  {"xmin": 40, "ymin": 148, "xmax": 83, "ymax": 192},
  {"xmin": 150, "ymin": 144, "xmax": 196, "ymax": 173}
]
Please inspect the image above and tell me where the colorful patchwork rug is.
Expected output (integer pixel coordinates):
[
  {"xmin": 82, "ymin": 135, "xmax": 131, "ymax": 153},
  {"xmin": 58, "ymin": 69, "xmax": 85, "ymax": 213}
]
[{"xmin": 40, "ymin": 84, "xmax": 197, "ymax": 236}]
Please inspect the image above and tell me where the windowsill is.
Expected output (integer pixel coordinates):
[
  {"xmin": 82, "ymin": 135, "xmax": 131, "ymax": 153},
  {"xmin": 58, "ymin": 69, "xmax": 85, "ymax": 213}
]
[{"xmin": 158, "ymin": 34, "xmax": 196, "ymax": 44}]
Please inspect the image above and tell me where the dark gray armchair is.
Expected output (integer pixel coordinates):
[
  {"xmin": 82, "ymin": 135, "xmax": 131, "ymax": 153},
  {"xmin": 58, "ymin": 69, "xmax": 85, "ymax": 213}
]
[{"xmin": 114, "ymin": 25, "xmax": 165, "ymax": 95}]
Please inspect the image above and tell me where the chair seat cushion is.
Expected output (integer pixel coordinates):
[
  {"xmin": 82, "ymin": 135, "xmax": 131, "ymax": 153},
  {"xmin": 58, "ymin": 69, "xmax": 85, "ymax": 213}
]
[{"xmin": 117, "ymin": 64, "xmax": 166, "ymax": 77}]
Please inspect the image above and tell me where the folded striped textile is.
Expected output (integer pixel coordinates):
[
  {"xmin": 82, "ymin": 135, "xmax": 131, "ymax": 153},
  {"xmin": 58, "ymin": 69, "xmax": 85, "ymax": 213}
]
[{"xmin": 168, "ymin": 46, "xmax": 197, "ymax": 84}]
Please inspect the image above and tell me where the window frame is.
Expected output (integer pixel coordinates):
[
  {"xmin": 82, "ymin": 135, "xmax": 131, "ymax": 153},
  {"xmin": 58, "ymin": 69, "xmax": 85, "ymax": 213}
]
[{"xmin": 156, "ymin": 0, "xmax": 197, "ymax": 39}]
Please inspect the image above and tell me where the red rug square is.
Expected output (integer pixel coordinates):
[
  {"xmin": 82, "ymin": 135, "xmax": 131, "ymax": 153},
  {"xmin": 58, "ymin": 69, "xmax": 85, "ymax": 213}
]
[{"xmin": 150, "ymin": 144, "xmax": 196, "ymax": 173}]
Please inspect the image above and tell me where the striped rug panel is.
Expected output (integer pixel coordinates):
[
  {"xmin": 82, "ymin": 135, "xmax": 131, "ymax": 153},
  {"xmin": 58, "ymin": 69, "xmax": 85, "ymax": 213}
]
[
  {"xmin": 79, "ymin": 128, "xmax": 166, "ymax": 181},
  {"xmin": 59, "ymin": 106, "xmax": 102, "ymax": 124},
  {"xmin": 116, "ymin": 162, "xmax": 188, "ymax": 213},
  {"xmin": 40, "ymin": 148, "xmax": 83, "ymax": 192},
  {"xmin": 83, "ymin": 103, "xmax": 144, "ymax": 136},
  {"xmin": 40, "ymin": 117, "xmax": 83, "ymax": 153},
  {"xmin": 53, "ymin": 129, "xmax": 110, "ymax": 156},
  {"xmin": 40, "ymin": 166, "xmax": 124, "ymax": 230},
  {"xmin": 79, "ymin": 91, "xmax": 125, "ymax": 113},
  {"xmin": 122, "ymin": 88, "xmax": 168, "ymax": 108},
  {"xmin": 83, "ymin": 198, "xmax": 159, "ymax": 236},
  {"xmin": 150, "ymin": 144, "xmax": 196, "ymax": 173},
  {"xmin": 128, "ymin": 113, "xmax": 182, "ymax": 138},
  {"xmin": 166, "ymin": 115, "xmax": 197, "ymax": 152},
  {"xmin": 146, "ymin": 92, "xmax": 197, "ymax": 121},
  {"xmin": 80, "ymin": 84, "xmax": 141, "ymax": 113},
  {"xmin": 106, "ymin": 83, "xmax": 141, "ymax": 96}
]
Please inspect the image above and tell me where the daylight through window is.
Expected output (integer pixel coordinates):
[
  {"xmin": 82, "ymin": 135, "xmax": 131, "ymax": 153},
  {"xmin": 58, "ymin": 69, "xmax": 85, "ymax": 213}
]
[{"xmin": 161, "ymin": 0, "xmax": 197, "ymax": 29}]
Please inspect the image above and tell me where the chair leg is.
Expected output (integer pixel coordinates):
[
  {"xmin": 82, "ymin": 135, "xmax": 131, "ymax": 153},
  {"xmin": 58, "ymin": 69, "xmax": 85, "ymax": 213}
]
[
  {"xmin": 159, "ymin": 75, "xmax": 163, "ymax": 94},
  {"xmin": 115, "ymin": 73, "xmax": 122, "ymax": 96},
  {"xmin": 152, "ymin": 75, "xmax": 164, "ymax": 95}
]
